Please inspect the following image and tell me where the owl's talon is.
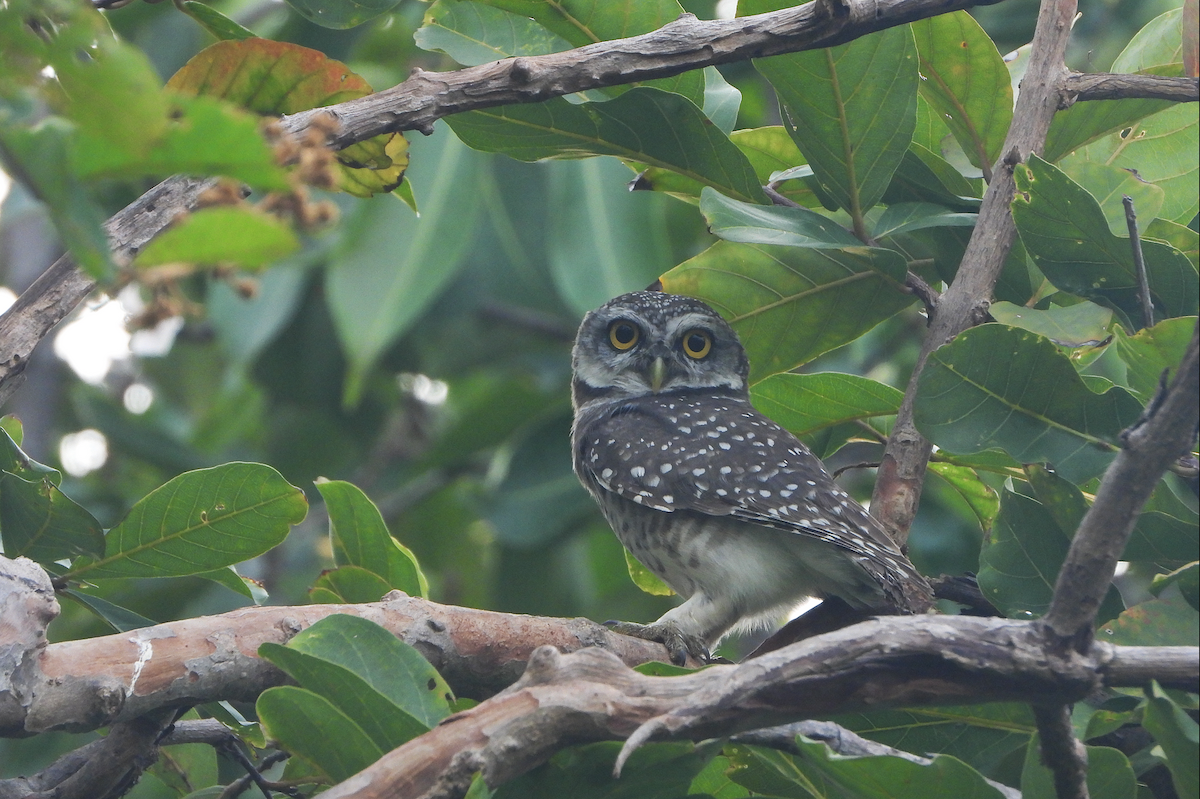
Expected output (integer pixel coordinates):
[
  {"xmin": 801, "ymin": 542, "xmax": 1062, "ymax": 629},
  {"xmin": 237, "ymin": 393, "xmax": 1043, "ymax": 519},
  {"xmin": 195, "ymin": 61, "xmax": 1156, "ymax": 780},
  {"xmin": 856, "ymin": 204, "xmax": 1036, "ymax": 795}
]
[{"xmin": 603, "ymin": 620, "xmax": 709, "ymax": 666}]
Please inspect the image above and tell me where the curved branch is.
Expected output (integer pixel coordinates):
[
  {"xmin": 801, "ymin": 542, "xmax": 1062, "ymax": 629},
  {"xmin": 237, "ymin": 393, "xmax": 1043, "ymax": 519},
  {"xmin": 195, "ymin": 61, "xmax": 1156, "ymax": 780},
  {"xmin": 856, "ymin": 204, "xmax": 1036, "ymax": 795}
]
[{"xmin": 317, "ymin": 619, "xmax": 1197, "ymax": 799}]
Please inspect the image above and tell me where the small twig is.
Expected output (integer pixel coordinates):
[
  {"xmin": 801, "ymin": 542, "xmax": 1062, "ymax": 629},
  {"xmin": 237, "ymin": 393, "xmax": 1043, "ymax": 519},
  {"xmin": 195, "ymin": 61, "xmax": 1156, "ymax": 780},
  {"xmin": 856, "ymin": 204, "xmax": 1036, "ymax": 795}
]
[
  {"xmin": 1122, "ymin": 195, "xmax": 1154, "ymax": 329},
  {"xmin": 222, "ymin": 742, "xmax": 300, "ymax": 799},
  {"xmin": 218, "ymin": 751, "xmax": 294, "ymax": 799},
  {"xmin": 905, "ymin": 271, "xmax": 941, "ymax": 319},
  {"xmin": 1033, "ymin": 704, "xmax": 1089, "ymax": 799},
  {"xmin": 764, "ymin": 185, "xmax": 803, "ymax": 208},
  {"xmin": 832, "ymin": 460, "xmax": 881, "ymax": 478}
]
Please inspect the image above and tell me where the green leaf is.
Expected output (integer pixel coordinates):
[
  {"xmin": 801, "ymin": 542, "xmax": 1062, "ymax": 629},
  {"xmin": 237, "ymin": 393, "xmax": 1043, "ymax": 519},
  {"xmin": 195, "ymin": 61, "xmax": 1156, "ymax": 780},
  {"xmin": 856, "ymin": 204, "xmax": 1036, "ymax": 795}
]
[
  {"xmin": 1125, "ymin": 478, "xmax": 1199, "ymax": 567},
  {"xmin": 447, "ymin": 88, "xmax": 765, "ymax": 204},
  {"xmin": 256, "ymin": 686, "xmax": 382, "ymax": 781},
  {"xmin": 0, "ymin": 117, "xmax": 115, "ymax": 279},
  {"xmin": 1151, "ymin": 562, "xmax": 1199, "ymax": 610},
  {"xmin": 496, "ymin": 741, "xmax": 708, "ymax": 799},
  {"xmin": 1012, "ymin": 155, "xmax": 1198, "ymax": 323},
  {"xmin": 282, "ymin": 0, "xmax": 402, "ymax": 29},
  {"xmin": 915, "ymin": 324, "xmax": 1144, "ymax": 483},
  {"xmin": 730, "ymin": 739, "xmax": 1007, "ymax": 799},
  {"xmin": 872, "ymin": 202, "xmax": 977, "ymax": 239},
  {"xmin": 1112, "ymin": 316, "xmax": 1198, "ymax": 402},
  {"xmin": 0, "ymin": 416, "xmax": 22, "ymax": 446},
  {"xmin": 625, "ymin": 548, "xmax": 675, "ymax": 596},
  {"xmin": 1098, "ymin": 592, "xmax": 1199, "ymax": 647},
  {"xmin": 61, "ymin": 590, "xmax": 155, "ymax": 632},
  {"xmin": 178, "ymin": 1, "xmax": 255, "ymax": 40},
  {"xmin": 316, "ymin": 480, "xmax": 428, "ymax": 597},
  {"xmin": 835, "ymin": 703, "xmax": 1035, "ymax": 778},
  {"xmin": 0, "ymin": 470, "xmax": 104, "ymax": 564},
  {"xmin": 988, "ymin": 301, "xmax": 1114, "ymax": 348},
  {"xmin": 978, "ymin": 488, "xmax": 1071, "ymax": 619},
  {"xmin": 660, "ymin": 241, "xmax": 912, "ymax": 383},
  {"xmin": 912, "ymin": 11, "xmax": 1013, "ymax": 171},
  {"xmin": 309, "ymin": 565, "xmax": 394, "ymax": 604},
  {"xmin": 199, "ymin": 565, "xmax": 267, "ymax": 604},
  {"xmin": 1059, "ymin": 160, "xmax": 1164, "ymax": 236},
  {"xmin": 927, "ymin": 462, "xmax": 1000, "ymax": 532},
  {"xmin": 64, "ymin": 462, "xmax": 307, "ymax": 580},
  {"xmin": 1020, "ymin": 737, "xmax": 1135, "ymax": 799},
  {"xmin": 1043, "ymin": 8, "xmax": 1184, "ymax": 163},
  {"xmin": 259, "ymin": 615, "xmax": 451, "ymax": 749},
  {"xmin": 1144, "ymin": 681, "xmax": 1200, "ymax": 799},
  {"xmin": 416, "ymin": 1, "xmax": 572, "ymax": 66},
  {"xmin": 133, "ymin": 206, "xmax": 298, "ymax": 270},
  {"xmin": 70, "ymin": 93, "xmax": 289, "ymax": 191},
  {"xmin": 1059, "ymin": 101, "xmax": 1198, "ymax": 225},
  {"xmin": 1145, "ymin": 218, "xmax": 1198, "ymax": 270},
  {"xmin": 700, "ymin": 187, "xmax": 860, "ymax": 248},
  {"xmin": 547, "ymin": 157, "xmax": 673, "ymax": 317},
  {"xmin": 883, "ymin": 144, "xmax": 982, "ymax": 210},
  {"xmin": 704, "ymin": 67, "xmax": 741, "ymax": 135},
  {"xmin": 326, "ymin": 125, "xmax": 483, "ymax": 407},
  {"xmin": 750, "ymin": 372, "xmax": 902, "ymax": 439},
  {"xmin": 757, "ymin": 26, "xmax": 918, "ymax": 219}
]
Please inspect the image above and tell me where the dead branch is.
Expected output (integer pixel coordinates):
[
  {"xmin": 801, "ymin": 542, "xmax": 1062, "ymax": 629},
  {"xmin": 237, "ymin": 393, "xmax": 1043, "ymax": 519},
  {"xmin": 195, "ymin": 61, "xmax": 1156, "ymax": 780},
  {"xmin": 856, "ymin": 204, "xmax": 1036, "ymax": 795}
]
[{"xmin": 1061, "ymin": 72, "xmax": 1200, "ymax": 103}]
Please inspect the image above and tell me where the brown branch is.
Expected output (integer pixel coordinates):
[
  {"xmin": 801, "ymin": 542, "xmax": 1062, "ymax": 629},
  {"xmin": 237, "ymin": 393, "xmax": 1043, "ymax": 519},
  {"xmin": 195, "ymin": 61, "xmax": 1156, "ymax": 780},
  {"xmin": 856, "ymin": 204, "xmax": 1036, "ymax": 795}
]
[
  {"xmin": 313, "ymin": 619, "xmax": 1197, "ymax": 799},
  {"xmin": 0, "ymin": 0, "xmax": 1007, "ymax": 406},
  {"xmin": 1042, "ymin": 324, "xmax": 1200, "ymax": 652},
  {"xmin": 1122, "ymin": 195, "xmax": 1155, "ymax": 329},
  {"xmin": 1062, "ymin": 72, "xmax": 1200, "ymax": 103},
  {"xmin": 0, "ymin": 564, "xmax": 679, "ymax": 737},
  {"xmin": 1033, "ymin": 704, "xmax": 1090, "ymax": 799},
  {"xmin": 869, "ymin": 0, "xmax": 1078, "ymax": 545}
]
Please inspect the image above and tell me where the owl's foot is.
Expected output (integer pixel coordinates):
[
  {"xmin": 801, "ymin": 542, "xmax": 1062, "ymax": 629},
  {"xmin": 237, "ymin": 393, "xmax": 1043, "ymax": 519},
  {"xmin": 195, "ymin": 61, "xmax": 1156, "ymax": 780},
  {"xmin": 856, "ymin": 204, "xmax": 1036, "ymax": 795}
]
[{"xmin": 604, "ymin": 619, "xmax": 709, "ymax": 666}]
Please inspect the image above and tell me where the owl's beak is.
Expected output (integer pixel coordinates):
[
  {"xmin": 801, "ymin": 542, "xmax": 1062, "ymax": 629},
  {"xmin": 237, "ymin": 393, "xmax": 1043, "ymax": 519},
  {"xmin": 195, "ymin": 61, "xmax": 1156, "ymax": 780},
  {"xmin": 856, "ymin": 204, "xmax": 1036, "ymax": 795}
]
[{"xmin": 648, "ymin": 356, "xmax": 667, "ymax": 392}]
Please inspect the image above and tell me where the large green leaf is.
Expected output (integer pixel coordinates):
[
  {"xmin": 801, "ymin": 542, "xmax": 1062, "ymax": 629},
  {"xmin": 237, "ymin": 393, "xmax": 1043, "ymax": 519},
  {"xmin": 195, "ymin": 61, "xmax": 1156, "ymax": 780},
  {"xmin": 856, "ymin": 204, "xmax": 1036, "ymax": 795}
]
[
  {"xmin": 1125, "ymin": 478, "xmax": 1200, "ymax": 567},
  {"xmin": 64, "ymin": 462, "xmax": 307, "ymax": 580},
  {"xmin": 326, "ymin": 125, "xmax": 483, "ymax": 406},
  {"xmin": 912, "ymin": 11, "xmax": 1012, "ymax": 172},
  {"xmin": 988, "ymin": 301, "xmax": 1113, "ymax": 349},
  {"xmin": 315, "ymin": 480, "xmax": 427, "ymax": 597},
  {"xmin": 755, "ymin": 26, "xmax": 918, "ymax": 221},
  {"xmin": 1012, "ymin": 156, "xmax": 1198, "ymax": 324},
  {"xmin": 730, "ymin": 740, "xmax": 1006, "ymax": 799},
  {"xmin": 978, "ymin": 488, "xmax": 1071, "ymax": 619},
  {"xmin": 1059, "ymin": 101, "xmax": 1199, "ymax": 225},
  {"xmin": 1112, "ymin": 316, "xmax": 1198, "ymax": 402},
  {"xmin": 916, "ymin": 324, "xmax": 1143, "ymax": 483},
  {"xmin": 660, "ymin": 241, "xmax": 912, "ymax": 383},
  {"xmin": 447, "ymin": 88, "xmax": 765, "ymax": 204},
  {"xmin": 1098, "ymin": 593, "xmax": 1199, "ymax": 647},
  {"xmin": 1043, "ymin": 8, "xmax": 1184, "ymax": 163},
  {"xmin": 1143, "ymin": 681, "xmax": 1200, "ymax": 799},
  {"xmin": 700, "ymin": 187, "xmax": 860, "ymax": 248},
  {"xmin": 750, "ymin": 372, "xmax": 902, "ymax": 440},
  {"xmin": 548, "ymin": 157, "xmax": 673, "ymax": 317},
  {"xmin": 256, "ymin": 686, "xmax": 381, "ymax": 781},
  {"xmin": 259, "ymin": 615, "xmax": 451, "ymax": 750},
  {"xmin": 133, "ymin": 206, "xmax": 299, "ymax": 270},
  {"xmin": 1059, "ymin": 160, "xmax": 1164, "ymax": 236}
]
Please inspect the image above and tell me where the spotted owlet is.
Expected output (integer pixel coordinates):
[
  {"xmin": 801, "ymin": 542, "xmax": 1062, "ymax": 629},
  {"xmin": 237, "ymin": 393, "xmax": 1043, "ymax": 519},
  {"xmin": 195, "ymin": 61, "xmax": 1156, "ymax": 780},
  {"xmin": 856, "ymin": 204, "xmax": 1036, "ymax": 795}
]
[{"xmin": 571, "ymin": 290, "xmax": 933, "ymax": 664}]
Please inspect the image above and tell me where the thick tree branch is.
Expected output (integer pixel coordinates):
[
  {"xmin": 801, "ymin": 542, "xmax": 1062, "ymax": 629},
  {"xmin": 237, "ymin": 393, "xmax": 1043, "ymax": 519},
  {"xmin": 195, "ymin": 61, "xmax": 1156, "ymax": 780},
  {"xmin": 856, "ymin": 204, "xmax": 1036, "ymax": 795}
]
[
  {"xmin": 1033, "ymin": 704, "xmax": 1089, "ymax": 799},
  {"xmin": 315, "ymin": 617, "xmax": 1198, "ymax": 799},
  {"xmin": 1061, "ymin": 72, "xmax": 1200, "ymax": 103},
  {"xmin": 870, "ymin": 0, "xmax": 1077, "ymax": 545}
]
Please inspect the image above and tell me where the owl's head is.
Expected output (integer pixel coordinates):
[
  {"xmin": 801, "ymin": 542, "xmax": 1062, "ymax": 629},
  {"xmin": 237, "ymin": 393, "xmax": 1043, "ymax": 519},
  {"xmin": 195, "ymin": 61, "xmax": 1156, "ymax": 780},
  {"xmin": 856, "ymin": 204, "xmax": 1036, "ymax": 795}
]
[{"xmin": 572, "ymin": 291, "xmax": 749, "ymax": 406}]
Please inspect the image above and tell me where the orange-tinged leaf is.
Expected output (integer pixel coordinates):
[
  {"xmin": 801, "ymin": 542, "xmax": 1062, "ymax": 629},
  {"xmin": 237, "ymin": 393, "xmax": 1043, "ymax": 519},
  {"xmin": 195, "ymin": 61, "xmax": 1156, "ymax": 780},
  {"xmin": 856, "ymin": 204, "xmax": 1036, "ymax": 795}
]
[{"xmin": 167, "ymin": 39, "xmax": 371, "ymax": 115}]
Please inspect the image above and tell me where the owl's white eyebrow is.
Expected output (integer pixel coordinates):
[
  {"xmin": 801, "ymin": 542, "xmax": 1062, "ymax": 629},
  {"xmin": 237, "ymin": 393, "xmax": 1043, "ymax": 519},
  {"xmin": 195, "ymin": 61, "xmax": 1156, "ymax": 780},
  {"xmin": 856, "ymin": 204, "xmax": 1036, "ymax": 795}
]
[{"xmin": 665, "ymin": 312, "xmax": 716, "ymax": 337}]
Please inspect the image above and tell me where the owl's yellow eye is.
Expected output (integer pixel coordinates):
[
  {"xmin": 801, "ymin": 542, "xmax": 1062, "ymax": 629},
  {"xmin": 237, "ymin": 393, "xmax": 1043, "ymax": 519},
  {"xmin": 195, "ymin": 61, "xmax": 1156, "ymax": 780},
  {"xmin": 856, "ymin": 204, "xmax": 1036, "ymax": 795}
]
[
  {"xmin": 682, "ymin": 329, "xmax": 712, "ymax": 359},
  {"xmin": 608, "ymin": 321, "xmax": 640, "ymax": 351}
]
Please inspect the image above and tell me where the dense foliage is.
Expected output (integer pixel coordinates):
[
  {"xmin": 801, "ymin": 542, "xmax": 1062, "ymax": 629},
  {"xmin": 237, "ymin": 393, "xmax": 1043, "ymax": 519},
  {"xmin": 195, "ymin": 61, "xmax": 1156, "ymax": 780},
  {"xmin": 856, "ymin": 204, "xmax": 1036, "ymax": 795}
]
[{"xmin": 0, "ymin": 0, "xmax": 1195, "ymax": 796}]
